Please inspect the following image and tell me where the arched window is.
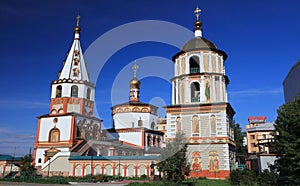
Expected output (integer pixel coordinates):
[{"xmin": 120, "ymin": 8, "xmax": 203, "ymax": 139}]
[
  {"xmin": 71, "ymin": 85, "xmax": 78, "ymax": 97},
  {"xmin": 210, "ymin": 115, "xmax": 216, "ymax": 135},
  {"xmin": 192, "ymin": 115, "xmax": 199, "ymax": 136},
  {"xmin": 87, "ymin": 88, "xmax": 91, "ymax": 100},
  {"xmin": 138, "ymin": 118, "xmax": 143, "ymax": 127},
  {"xmin": 56, "ymin": 85, "xmax": 62, "ymax": 98},
  {"xmin": 38, "ymin": 158, "xmax": 42, "ymax": 163},
  {"xmin": 176, "ymin": 117, "xmax": 181, "ymax": 133},
  {"xmin": 191, "ymin": 82, "xmax": 200, "ymax": 102},
  {"xmin": 151, "ymin": 122, "xmax": 155, "ymax": 129},
  {"xmin": 49, "ymin": 128, "xmax": 60, "ymax": 142},
  {"xmin": 189, "ymin": 56, "xmax": 200, "ymax": 74}
]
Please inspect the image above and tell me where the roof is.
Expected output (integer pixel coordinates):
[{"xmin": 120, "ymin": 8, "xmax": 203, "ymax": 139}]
[
  {"xmin": 69, "ymin": 155, "xmax": 159, "ymax": 161},
  {"xmin": 58, "ymin": 24, "xmax": 90, "ymax": 82},
  {"xmin": 182, "ymin": 36, "xmax": 217, "ymax": 51},
  {"xmin": 0, "ymin": 155, "xmax": 22, "ymax": 161},
  {"xmin": 248, "ymin": 116, "xmax": 266, "ymax": 122},
  {"xmin": 172, "ymin": 36, "xmax": 227, "ymax": 61},
  {"xmin": 247, "ymin": 122, "xmax": 275, "ymax": 132},
  {"xmin": 111, "ymin": 101, "xmax": 158, "ymax": 109}
]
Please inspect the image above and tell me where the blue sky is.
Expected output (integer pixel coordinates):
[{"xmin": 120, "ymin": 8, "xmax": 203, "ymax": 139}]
[{"xmin": 0, "ymin": 0, "xmax": 299, "ymax": 156}]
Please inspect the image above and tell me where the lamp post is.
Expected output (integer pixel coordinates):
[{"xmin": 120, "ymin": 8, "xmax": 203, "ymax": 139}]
[
  {"xmin": 47, "ymin": 158, "xmax": 51, "ymax": 177},
  {"xmin": 90, "ymin": 155, "xmax": 93, "ymax": 182},
  {"xmin": 118, "ymin": 157, "xmax": 120, "ymax": 181}
]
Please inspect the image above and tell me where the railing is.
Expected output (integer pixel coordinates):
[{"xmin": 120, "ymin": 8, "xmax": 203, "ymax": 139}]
[
  {"xmin": 190, "ymin": 68, "xmax": 200, "ymax": 74},
  {"xmin": 191, "ymin": 97, "xmax": 200, "ymax": 102}
]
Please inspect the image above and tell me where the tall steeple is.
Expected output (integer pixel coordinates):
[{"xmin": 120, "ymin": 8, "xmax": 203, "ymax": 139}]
[
  {"xmin": 194, "ymin": 6, "xmax": 203, "ymax": 37},
  {"xmin": 129, "ymin": 63, "xmax": 140, "ymax": 102},
  {"xmin": 59, "ymin": 15, "xmax": 89, "ymax": 81},
  {"xmin": 50, "ymin": 15, "xmax": 95, "ymax": 116}
]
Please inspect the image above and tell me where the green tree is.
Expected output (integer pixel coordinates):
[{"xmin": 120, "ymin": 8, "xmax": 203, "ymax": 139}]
[
  {"xmin": 234, "ymin": 123, "xmax": 247, "ymax": 164},
  {"xmin": 19, "ymin": 154, "xmax": 36, "ymax": 177},
  {"xmin": 156, "ymin": 133, "xmax": 190, "ymax": 183},
  {"xmin": 273, "ymin": 96, "xmax": 300, "ymax": 185}
]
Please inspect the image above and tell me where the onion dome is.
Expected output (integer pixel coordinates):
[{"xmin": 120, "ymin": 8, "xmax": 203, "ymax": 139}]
[{"xmin": 130, "ymin": 77, "xmax": 141, "ymax": 88}]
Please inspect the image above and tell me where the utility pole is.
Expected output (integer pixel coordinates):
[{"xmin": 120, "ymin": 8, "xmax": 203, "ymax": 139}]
[{"xmin": 10, "ymin": 147, "xmax": 16, "ymax": 173}]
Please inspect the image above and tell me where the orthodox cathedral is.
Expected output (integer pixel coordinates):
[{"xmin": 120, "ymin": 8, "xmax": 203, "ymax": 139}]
[{"xmin": 32, "ymin": 7, "xmax": 235, "ymax": 179}]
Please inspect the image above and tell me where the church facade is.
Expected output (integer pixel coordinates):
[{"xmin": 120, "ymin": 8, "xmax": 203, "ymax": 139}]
[{"xmin": 32, "ymin": 7, "xmax": 235, "ymax": 179}]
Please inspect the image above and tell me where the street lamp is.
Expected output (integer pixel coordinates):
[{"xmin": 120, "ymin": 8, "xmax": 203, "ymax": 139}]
[
  {"xmin": 118, "ymin": 157, "xmax": 121, "ymax": 181},
  {"xmin": 47, "ymin": 158, "xmax": 51, "ymax": 177}
]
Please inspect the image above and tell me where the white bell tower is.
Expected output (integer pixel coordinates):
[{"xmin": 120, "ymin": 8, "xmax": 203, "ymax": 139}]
[
  {"xmin": 33, "ymin": 16, "xmax": 102, "ymax": 170},
  {"xmin": 165, "ymin": 7, "xmax": 236, "ymax": 179}
]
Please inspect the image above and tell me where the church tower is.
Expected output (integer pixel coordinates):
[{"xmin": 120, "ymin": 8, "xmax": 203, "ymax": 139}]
[
  {"xmin": 164, "ymin": 7, "xmax": 235, "ymax": 179},
  {"xmin": 33, "ymin": 16, "xmax": 102, "ymax": 169},
  {"xmin": 111, "ymin": 63, "xmax": 158, "ymax": 130}
]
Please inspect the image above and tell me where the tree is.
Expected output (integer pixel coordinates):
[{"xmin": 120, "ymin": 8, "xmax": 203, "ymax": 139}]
[
  {"xmin": 19, "ymin": 154, "xmax": 36, "ymax": 177},
  {"xmin": 156, "ymin": 133, "xmax": 190, "ymax": 183},
  {"xmin": 273, "ymin": 96, "xmax": 300, "ymax": 185},
  {"xmin": 234, "ymin": 123, "xmax": 247, "ymax": 164}
]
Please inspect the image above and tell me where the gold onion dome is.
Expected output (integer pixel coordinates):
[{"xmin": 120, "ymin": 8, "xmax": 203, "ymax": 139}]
[
  {"xmin": 130, "ymin": 77, "xmax": 141, "ymax": 87},
  {"xmin": 74, "ymin": 26, "xmax": 81, "ymax": 33}
]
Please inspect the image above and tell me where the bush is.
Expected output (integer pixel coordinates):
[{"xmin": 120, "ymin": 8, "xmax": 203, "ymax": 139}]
[
  {"xmin": 257, "ymin": 169, "xmax": 277, "ymax": 186},
  {"xmin": 230, "ymin": 169, "xmax": 257, "ymax": 185}
]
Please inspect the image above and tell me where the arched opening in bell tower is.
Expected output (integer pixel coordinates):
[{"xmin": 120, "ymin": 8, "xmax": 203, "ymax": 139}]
[
  {"xmin": 71, "ymin": 85, "xmax": 78, "ymax": 97},
  {"xmin": 56, "ymin": 85, "xmax": 62, "ymax": 98},
  {"xmin": 189, "ymin": 56, "xmax": 200, "ymax": 74},
  {"xmin": 191, "ymin": 82, "xmax": 200, "ymax": 102}
]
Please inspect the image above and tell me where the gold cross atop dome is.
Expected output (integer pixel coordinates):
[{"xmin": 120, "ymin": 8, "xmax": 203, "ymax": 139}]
[
  {"xmin": 76, "ymin": 14, "xmax": 81, "ymax": 27},
  {"xmin": 194, "ymin": 7, "xmax": 201, "ymax": 20},
  {"xmin": 132, "ymin": 62, "xmax": 138, "ymax": 78}
]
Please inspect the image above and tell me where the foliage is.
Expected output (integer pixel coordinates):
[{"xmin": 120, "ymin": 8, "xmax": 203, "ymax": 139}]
[
  {"xmin": 234, "ymin": 122, "xmax": 247, "ymax": 164},
  {"xmin": 272, "ymin": 96, "xmax": 300, "ymax": 185},
  {"xmin": 257, "ymin": 169, "xmax": 277, "ymax": 186},
  {"xmin": 230, "ymin": 169, "xmax": 257, "ymax": 185},
  {"xmin": 19, "ymin": 154, "xmax": 36, "ymax": 177},
  {"xmin": 156, "ymin": 133, "xmax": 190, "ymax": 183},
  {"xmin": 127, "ymin": 178, "xmax": 231, "ymax": 186}
]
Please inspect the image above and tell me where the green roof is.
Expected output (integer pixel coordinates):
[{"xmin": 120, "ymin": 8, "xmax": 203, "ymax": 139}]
[
  {"xmin": 69, "ymin": 155, "xmax": 159, "ymax": 161},
  {"xmin": 0, "ymin": 155, "xmax": 22, "ymax": 161}
]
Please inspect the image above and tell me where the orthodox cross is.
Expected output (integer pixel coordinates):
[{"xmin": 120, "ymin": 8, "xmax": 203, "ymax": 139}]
[
  {"xmin": 132, "ymin": 62, "xmax": 138, "ymax": 78},
  {"xmin": 194, "ymin": 7, "xmax": 201, "ymax": 20}
]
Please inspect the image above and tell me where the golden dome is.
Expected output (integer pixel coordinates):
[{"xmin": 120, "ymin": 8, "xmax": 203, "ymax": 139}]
[
  {"xmin": 130, "ymin": 77, "xmax": 140, "ymax": 85},
  {"xmin": 74, "ymin": 26, "xmax": 81, "ymax": 33}
]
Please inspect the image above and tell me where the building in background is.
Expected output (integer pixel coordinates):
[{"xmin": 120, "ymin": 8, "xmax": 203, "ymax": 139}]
[
  {"xmin": 246, "ymin": 116, "xmax": 276, "ymax": 173},
  {"xmin": 283, "ymin": 60, "xmax": 300, "ymax": 102},
  {"xmin": 164, "ymin": 7, "xmax": 235, "ymax": 179}
]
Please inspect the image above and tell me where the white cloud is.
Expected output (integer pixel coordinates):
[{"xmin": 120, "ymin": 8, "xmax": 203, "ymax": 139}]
[{"xmin": 229, "ymin": 88, "xmax": 283, "ymax": 97}]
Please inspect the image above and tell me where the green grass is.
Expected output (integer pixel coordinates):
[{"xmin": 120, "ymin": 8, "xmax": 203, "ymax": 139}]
[{"xmin": 127, "ymin": 178, "xmax": 231, "ymax": 186}]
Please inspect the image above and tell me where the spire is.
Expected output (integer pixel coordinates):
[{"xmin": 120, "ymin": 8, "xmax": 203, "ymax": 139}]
[
  {"xmin": 194, "ymin": 6, "xmax": 202, "ymax": 37},
  {"xmin": 129, "ymin": 62, "xmax": 140, "ymax": 102},
  {"xmin": 58, "ymin": 15, "xmax": 90, "ymax": 82}
]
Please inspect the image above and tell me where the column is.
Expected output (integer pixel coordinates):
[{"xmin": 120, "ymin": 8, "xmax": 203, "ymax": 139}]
[
  {"xmin": 208, "ymin": 52, "xmax": 212, "ymax": 72},
  {"xmin": 219, "ymin": 76, "xmax": 223, "ymax": 102},
  {"xmin": 172, "ymin": 81, "xmax": 175, "ymax": 104},
  {"xmin": 176, "ymin": 79, "xmax": 179, "ymax": 104}
]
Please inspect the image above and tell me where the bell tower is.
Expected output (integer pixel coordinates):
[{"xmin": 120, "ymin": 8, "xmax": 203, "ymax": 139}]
[
  {"xmin": 50, "ymin": 15, "xmax": 95, "ymax": 116},
  {"xmin": 165, "ymin": 7, "xmax": 236, "ymax": 179},
  {"xmin": 33, "ymin": 16, "xmax": 101, "ymax": 169}
]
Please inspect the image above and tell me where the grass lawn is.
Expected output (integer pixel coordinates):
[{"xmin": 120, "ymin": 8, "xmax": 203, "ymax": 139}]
[{"xmin": 127, "ymin": 178, "xmax": 231, "ymax": 186}]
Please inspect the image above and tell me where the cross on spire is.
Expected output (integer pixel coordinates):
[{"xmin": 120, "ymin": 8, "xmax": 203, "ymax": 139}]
[
  {"xmin": 132, "ymin": 62, "xmax": 138, "ymax": 78},
  {"xmin": 76, "ymin": 14, "xmax": 81, "ymax": 27},
  {"xmin": 194, "ymin": 6, "xmax": 201, "ymax": 20}
]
